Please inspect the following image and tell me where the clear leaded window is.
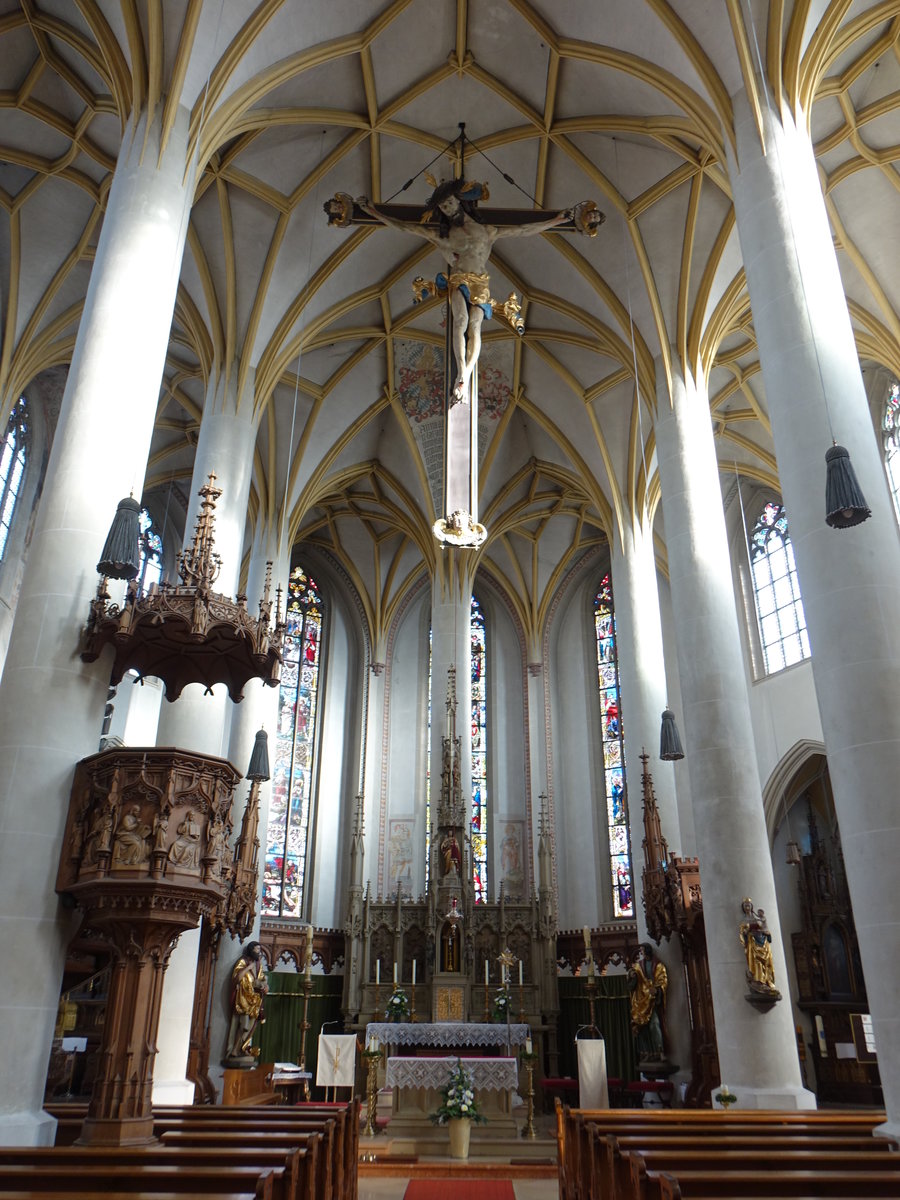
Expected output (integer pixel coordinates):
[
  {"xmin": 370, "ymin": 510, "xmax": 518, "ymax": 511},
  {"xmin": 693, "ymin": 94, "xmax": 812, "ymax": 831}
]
[
  {"xmin": 0, "ymin": 397, "xmax": 28, "ymax": 563},
  {"xmin": 470, "ymin": 595, "xmax": 488, "ymax": 904},
  {"xmin": 137, "ymin": 507, "xmax": 163, "ymax": 594},
  {"xmin": 882, "ymin": 381, "xmax": 900, "ymax": 521},
  {"xmin": 263, "ymin": 565, "xmax": 323, "ymax": 919},
  {"xmin": 749, "ymin": 501, "xmax": 809, "ymax": 673},
  {"xmin": 593, "ymin": 574, "xmax": 633, "ymax": 918}
]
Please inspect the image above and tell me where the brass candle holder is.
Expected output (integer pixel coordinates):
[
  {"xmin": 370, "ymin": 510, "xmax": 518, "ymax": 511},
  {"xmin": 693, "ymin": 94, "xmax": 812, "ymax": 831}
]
[
  {"xmin": 584, "ymin": 966, "xmax": 598, "ymax": 1030},
  {"xmin": 520, "ymin": 1050, "xmax": 538, "ymax": 1139},
  {"xmin": 298, "ymin": 970, "xmax": 313, "ymax": 1101},
  {"xmin": 409, "ymin": 981, "xmax": 417, "ymax": 1023},
  {"xmin": 518, "ymin": 983, "xmax": 525, "ymax": 1023},
  {"xmin": 362, "ymin": 1048, "xmax": 381, "ymax": 1137},
  {"xmin": 483, "ymin": 984, "xmax": 490, "ymax": 1022}
]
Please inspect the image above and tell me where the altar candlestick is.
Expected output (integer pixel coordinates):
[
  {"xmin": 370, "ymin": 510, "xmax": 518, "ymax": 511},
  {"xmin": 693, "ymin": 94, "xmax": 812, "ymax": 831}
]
[
  {"xmin": 582, "ymin": 925, "xmax": 590, "ymax": 948},
  {"xmin": 376, "ymin": 960, "xmax": 380, "ymax": 985},
  {"xmin": 484, "ymin": 960, "xmax": 489, "ymax": 986},
  {"xmin": 525, "ymin": 1037, "xmax": 533, "ymax": 1054},
  {"xmin": 412, "ymin": 959, "xmax": 416, "ymax": 986},
  {"xmin": 393, "ymin": 961, "xmax": 398, "ymax": 985},
  {"xmin": 518, "ymin": 960, "xmax": 523, "ymax": 987}
]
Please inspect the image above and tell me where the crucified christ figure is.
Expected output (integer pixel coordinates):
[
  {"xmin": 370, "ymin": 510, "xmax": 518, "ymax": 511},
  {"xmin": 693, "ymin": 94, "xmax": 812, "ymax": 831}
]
[{"xmin": 356, "ymin": 179, "xmax": 593, "ymax": 402}]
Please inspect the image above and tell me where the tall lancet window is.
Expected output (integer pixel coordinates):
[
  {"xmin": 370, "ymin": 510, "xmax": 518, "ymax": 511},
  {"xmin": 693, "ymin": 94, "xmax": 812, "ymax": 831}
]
[
  {"xmin": 263, "ymin": 565, "xmax": 323, "ymax": 919},
  {"xmin": 882, "ymin": 381, "xmax": 900, "ymax": 521},
  {"xmin": 470, "ymin": 596, "xmax": 488, "ymax": 903},
  {"xmin": 594, "ymin": 575, "xmax": 633, "ymax": 918},
  {"xmin": 137, "ymin": 507, "xmax": 163, "ymax": 594},
  {"xmin": 749, "ymin": 501, "xmax": 809, "ymax": 673},
  {"xmin": 0, "ymin": 397, "xmax": 28, "ymax": 563}
]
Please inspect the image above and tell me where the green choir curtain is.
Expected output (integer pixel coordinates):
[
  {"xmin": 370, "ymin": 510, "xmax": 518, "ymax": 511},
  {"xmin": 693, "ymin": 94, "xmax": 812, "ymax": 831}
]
[
  {"xmin": 257, "ymin": 973, "xmax": 345, "ymax": 1097},
  {"xmin": 557, "ymin": 975, "xmax": 637, "ymax": 1083}
]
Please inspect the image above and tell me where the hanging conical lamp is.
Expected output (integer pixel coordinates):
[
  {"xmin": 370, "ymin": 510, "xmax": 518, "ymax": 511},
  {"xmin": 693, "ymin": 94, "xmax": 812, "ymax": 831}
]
[
  {"xmin": 659, "ymin": 708, "xmax": 685, "ymax": 761},
  {"xmin": 97, "ymin": 496, "xmax": 141, "ymax": 579},
  {"xmin": 246, "ymin": 728, "xmax": 270, "ymax": 782},
  {"xmin": 825, "ymin": 443, "xmax": 871, "ymax": 529}
]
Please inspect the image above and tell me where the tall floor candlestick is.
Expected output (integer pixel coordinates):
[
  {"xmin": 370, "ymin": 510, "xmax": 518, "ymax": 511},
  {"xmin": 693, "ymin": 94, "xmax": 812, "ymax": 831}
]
[
  {"xmin": 521, "ymin": 1050, "xmax": 537, "ymax": 1139},
  {"xmin": 298, "ymin": 971, "xmax": 313, "ymax": 1101},
  {"xmin": 363, "ymin": 1047, "xmax": 381, "ymax": 1137}
]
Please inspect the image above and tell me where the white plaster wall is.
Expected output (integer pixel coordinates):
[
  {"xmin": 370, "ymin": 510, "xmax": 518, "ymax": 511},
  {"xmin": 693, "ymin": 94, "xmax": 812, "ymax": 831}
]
[
  {"xmin": 308, "ymin": 573, "xmax": 365, "ymax": 930},
  {"xmin": 549, "ymin": 570, "xmax": 609, "ymax": 927},
  {"xmin": 381, "ymin": 589, "xmax": 429, "ymax": 897},
  {"xmin": 479, "ymin": 584, "xmax": 528, "ymax": 897}
]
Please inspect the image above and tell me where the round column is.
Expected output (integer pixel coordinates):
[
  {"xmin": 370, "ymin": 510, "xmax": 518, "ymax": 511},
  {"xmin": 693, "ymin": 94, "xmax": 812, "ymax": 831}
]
[
  {"xmin": 655, "ymin": 356, "xmax": 813, "ymax": 1107},
  {"xmin": 729, "ymin": 91, "xmax": 900, "ymax": 1135},
  {"xmin": 0, "ymin": 107, "xmax": 196, "ymax": 1145},
  {"xmin": 611, "ymin": 522, "xmax": 692, "ymax": 1080}
]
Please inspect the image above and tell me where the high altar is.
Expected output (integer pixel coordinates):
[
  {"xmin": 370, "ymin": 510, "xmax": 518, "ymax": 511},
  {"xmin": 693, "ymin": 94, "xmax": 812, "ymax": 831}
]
[{"xmin": 341, "ymin": 668, "xmax": 560, "ymax": 1142}]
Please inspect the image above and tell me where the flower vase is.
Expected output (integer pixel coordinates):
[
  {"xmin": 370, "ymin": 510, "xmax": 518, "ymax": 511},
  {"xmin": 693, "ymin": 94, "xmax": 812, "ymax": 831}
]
[{"xmin": 448, "ymin": 1116, "xmax": 472, "ymax": 1159}]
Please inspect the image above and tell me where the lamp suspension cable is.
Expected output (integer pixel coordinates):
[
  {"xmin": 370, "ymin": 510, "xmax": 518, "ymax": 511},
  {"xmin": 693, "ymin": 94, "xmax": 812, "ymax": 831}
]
[
  {"xmin": 278, "ymin": 129, "xmax": 327, "ymax": 559},
  {"xmin": 613, "ymin": 137, "xmax": 651, "ymax": 515},
  {"xmin": 741, "ymin": 0, "xmax": 870, "ymax": 528}
]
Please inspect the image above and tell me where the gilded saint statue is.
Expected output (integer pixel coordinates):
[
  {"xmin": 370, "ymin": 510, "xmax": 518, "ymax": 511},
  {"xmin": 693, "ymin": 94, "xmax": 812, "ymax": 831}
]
[
  {"xmin": 739, "ymin": 898, "xmax": 782, "ymax": 1002},
  {"xmin": 440, "ymin": 831, "xmax": 462, "ymax": 877},
  {"xmin": 628, "ymin": 943, "xmax": 668, "ymax": 1064},
  {"xmin": 224, "ymin": 941, "xmax": 269, "ymax": 1065}
]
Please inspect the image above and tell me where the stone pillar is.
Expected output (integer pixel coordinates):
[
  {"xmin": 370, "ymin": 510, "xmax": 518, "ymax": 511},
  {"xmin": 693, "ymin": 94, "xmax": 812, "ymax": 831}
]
[
  {"xmin": 0, "ymin": 108, "xmax": 195, "ymax": 1145},
  {"xmin": 155, "ymin": 369, "xmax": 257, "ymax": 757},
  {"xmin": 430, "ymin": 559, "xmax": 475, "ymax": 836},
  {"xmin": 654, "ymin": 356, "xmax": 814, "ymax": 1108},
  {"xmin": 729, "ymin": 91, "xmax": 900, "ymax": 1135},
  {"xmin": 611, "ymin": 520, "xmax": 691, "ymax": 1079}
]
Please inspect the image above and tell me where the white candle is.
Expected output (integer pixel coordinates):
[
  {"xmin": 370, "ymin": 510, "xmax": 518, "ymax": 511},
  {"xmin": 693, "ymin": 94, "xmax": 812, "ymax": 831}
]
[
  {"xmin": 525, "ymin": 1037, "xmax": 533, "ymax": 1054},
  {"xmin": 582, "ymin": 925, "xmax": 590, "ymax": 949},
  {"xmin": 393, "ymin": 961, "xmax": 398, "ymax": 985},
  {"xmin": 376, "ymin": 960, "xmax": 380, "ymax": 985},
  {"xmin": 518, "ymin": 960, "xmax": 523, "ymax": 987},
  {"xmin": 412, "ymin": 959, "xmax": 417, "ymax": 986},
  {"xmin": 484, "ymin": 961, "xmax": 489, "ymax": 986}
]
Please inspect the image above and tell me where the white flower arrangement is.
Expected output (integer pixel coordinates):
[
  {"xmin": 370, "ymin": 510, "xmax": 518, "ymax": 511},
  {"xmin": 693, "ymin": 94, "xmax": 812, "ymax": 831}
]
[
  {"xmin": 430, "ymin": 1059, "xmax": 488, "ymax": 1126},
  {"xmin": 384, "ymin": 987, "xmax": 410, "ymax": 1022},
  {"xmin": 492, "ymin": 986, "xmax": 511, "ymax": 1022}
]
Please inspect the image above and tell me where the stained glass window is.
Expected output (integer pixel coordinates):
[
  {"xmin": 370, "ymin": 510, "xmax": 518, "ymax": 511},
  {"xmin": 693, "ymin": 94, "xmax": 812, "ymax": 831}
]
[
  {"xmin": 882, "ymin": 381, "xmax": 900, "ymax": 521},
  {"xmin": 470, "ymin": 596, "xmax": 488, "ymax": 903},
  {"xmin": 593, "ymin": 575, "xmax": 633, "ymax": 918},
  {"xmin": 263, "ymin": 565, "xmax": 323, "ymax": 919},
  {"xmin": 749, "ymin": 501, "xmax": 809, "ymax": 673},
  {"xmin": 136, "ymin": 507, "xmax": 163, "ymax": 594},
  {"xmin": 0, "ymin": 397, "xmax": 28, "ymax": 563}
]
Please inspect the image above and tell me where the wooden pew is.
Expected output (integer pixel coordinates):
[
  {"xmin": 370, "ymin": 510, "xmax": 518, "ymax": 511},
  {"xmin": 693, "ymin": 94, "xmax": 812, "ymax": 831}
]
[
  {"xmin": 630, "ymin": 1150, "xmax": 900, "ymax": 1200},
  {"xmin": 0, "ymin": 1164, "xmax": 282, "ymax": 1199},
  {"xmin": 0, "ymin": 1147, "xmax": 312, "ymax": 1200},
  {"xmin": 556, "ymin": 1101, "xmax": 890, "ymax": 1200},
  {"xmin": 603, "ymin": 1133, "xmax": 895, "ymax": 1200},
  {"xmin": 653, "ymin": 1168, "xmax": 900, "ymax": 1199}
]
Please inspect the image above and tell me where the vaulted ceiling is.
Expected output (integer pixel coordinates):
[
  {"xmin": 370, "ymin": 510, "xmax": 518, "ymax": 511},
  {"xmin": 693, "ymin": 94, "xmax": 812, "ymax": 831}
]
[{"xmin": 1, "ymin": 1, "xmax": 898, "ymax": 652}]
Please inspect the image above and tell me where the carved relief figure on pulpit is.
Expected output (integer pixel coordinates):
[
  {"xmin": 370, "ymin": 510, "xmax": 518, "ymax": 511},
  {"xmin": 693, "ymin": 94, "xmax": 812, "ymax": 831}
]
[{"xmin": 111, "ymin": 804, "xmax": 151, "ymax": 867}]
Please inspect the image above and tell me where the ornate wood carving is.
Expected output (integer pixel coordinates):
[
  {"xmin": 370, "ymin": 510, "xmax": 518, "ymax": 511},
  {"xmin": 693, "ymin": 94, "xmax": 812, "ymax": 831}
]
[{"xmin": 56, "ymin": 747, "xmax": 241, "ymax": 1143}]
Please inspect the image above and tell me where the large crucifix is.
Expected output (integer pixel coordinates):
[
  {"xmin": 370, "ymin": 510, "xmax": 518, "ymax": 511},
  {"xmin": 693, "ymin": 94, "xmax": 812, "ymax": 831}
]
[{"xmin": 324, "ymin": 145, "xmax": 604, "ymax": 547}]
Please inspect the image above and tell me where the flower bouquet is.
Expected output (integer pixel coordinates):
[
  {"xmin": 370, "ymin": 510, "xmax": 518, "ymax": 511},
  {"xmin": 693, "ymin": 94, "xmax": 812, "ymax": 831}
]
[
  {"xmin": 492, "ymin": 986, "xmax": 511, "ymax": 1023},
  {"xmin": 429, "ymin": 1059, "xmax": 488, "ymax": 1126},
  {"xmin": 384, "ymin": 987, "xmax": 410, "ymax": 1022}
]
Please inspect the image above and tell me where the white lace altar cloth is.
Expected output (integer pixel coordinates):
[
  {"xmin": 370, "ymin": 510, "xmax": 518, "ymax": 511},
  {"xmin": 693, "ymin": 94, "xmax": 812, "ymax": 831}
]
[
  {"xmin": 385, "ymin": 1055, "xmax": 518, "ymax": 1092},
  {"xmin": 366, "ymin": 1022, "xmax": 530, "ymax": 1047}
]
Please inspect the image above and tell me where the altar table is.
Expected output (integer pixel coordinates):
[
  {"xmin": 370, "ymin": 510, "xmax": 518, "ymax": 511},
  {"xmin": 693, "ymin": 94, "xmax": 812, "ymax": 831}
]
[
  {"xmin": 385, "ymin": 1055, "xmax": 518, "ymax": 1092},
  {"xmin": 366, "ymin": 1021, "xmax": 530, "ymax": 1047}
]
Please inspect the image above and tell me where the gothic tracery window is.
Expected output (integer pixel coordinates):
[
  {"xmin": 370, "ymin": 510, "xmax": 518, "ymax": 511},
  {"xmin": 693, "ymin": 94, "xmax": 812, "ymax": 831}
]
[
  {"xmin": 263, "ymin": 565, "xmax": 323, "ymax": 919},
  {"xmin": 593, "ymin": 575, "xmax": 633, "ymax": 918},
  {"xmin": 470, "ymin": 595, "xmax": 488, "ymax": 903},
  {"xmin": 0, "ymin": 397, "xmax": 28, "ymax": 563},
  {"xmin": 136, "ymin": 507, "xmax": 163, "ymax": 594},
  {"xmin": 749, "ymin": 501, "xmax": 809, "ymax": 674},
  {"xmin": 882, "ymin": 381, "xmax": 900, "ymax": 521}
]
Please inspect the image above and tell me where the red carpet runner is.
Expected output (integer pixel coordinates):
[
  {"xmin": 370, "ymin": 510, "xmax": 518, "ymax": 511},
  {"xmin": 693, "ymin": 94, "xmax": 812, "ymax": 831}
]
[{"xmin": 402, "ymin": 1182, "xmax": 516, "ymax": 1200}]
